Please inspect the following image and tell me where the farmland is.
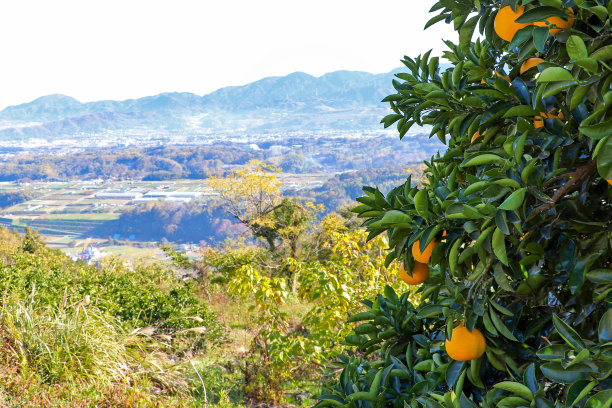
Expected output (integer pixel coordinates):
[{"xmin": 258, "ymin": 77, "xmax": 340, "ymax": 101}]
[{"xmin": 0, "ymin": 173, "xmax": 329, "ymax": 257}]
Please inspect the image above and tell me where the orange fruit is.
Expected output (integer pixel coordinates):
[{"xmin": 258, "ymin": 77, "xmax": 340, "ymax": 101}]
[
  {"xmin": 412, "ymin": 240, "xmax": 436, "ymax": 263},
  {"xmin": 532, "ymin": 10, "xmax": 574, "ymax": 34},
  {"xmin": 481, "ymin": 71, "xmax": 509, "ymax": 83},
  {"xmin": 445, "ymin": 324, "xmax": 487, "ymax": 361},
  {"xmin": 607, "ymin": 179, "xmax": 612, "ymax": 186},
  {"xmin": 534, "ymin": 109, "xmax": 564, "ymax": 128},
  {"xmin": 494, "ymin": 70, "xmax": 510, "ymax": 81},
  {"xmin": 471, "ymin": 132, "xmax": 482, "ymax": 143},
  {"xmin": 400, "ymin": 261, "xmax": 429, "ymax": 285},
  {"xmin": 520, "ymin": 58, "xmax": 544, "ymax": 74},
  {"xmin": 494, "ymin": 6, "xmax": 530, "ymax": 42}
]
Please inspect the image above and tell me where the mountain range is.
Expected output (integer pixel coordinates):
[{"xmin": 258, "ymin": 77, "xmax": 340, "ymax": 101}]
[{"xmin": 0, "ymin": 68, "xmax": 419, "ymax": 145}]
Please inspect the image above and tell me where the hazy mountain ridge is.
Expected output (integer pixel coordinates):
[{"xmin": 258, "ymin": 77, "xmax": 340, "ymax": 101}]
[{"xmin": 0, "ymin": 69, "xmax": 406, "ymax": 141}]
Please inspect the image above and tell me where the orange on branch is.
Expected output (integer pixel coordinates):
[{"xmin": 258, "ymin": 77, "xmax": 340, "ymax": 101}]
[
  {"xmin": 607, "ymin": 178, "xmax": 612, "ymax": 186},
  {"xmin": 494, "ymin": 70, "xmax": 510, "ymax": 81},
  {"xmin": 533, "ymin": 109, "xmax": 564, "ymax": 128},
  {"xmin": 412, "ymin": 240, "xmax": 436, "ymax": 263},
  {"xmin": 471, "ymin": 132, "xmax": 482, "ymax": 143},
  {"xmin": 520, "ymin": 58, "xmax": 544, "ymax": 74},
  {"xmin": 532, "ymin": 10, "xmax": 574, "ymax": 34},
  {"xmin": 400, "ymin": 261, "xmax": 429, "ymax": 285},
  {"xmin": 494, "ymin": 6, "xmax": 530, "ymax": 42},
  {"xmin": 445, "ymin": 324, "xmax": 487, "ymax": 361}
]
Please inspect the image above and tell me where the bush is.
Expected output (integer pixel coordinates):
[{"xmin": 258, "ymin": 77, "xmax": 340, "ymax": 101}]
[
  {"xmin": 0, "ymin": 230, "xmax": 222, "ymax": 345},
  {"xmin": 319, "ymin": 1, "xmax": 611, "ymax": 407}
]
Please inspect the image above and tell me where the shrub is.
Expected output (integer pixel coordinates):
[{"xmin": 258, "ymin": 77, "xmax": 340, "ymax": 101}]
[{"xmin": 0, "ymin": 231, "xmax": 222, "ymax": 347}]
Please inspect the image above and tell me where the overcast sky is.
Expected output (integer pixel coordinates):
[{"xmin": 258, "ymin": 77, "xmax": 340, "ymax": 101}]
[{"xmin": 0, "ymin": 0, "xmax": 455, "ymax": 109}]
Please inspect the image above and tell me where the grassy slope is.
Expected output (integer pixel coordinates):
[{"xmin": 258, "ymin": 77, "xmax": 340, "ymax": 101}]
[{"xmin": 0, "ymin": 227, "xmax": 218, "ymax": 407}]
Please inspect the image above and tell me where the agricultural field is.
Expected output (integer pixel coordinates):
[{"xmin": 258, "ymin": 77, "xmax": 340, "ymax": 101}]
[{"xmin": 0, "ymin": 174, "xmax": 329, "ymax": 258}]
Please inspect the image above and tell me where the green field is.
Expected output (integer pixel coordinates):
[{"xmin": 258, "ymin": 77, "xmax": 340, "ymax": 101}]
[{"xmin": 0, "ymin": 176, "xmax": 328, "ymax": 256}]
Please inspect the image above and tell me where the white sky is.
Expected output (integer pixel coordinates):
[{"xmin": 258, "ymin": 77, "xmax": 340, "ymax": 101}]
[{"xmin": 0, "ymin": 0, "xmax": 456, "ymax": 110}]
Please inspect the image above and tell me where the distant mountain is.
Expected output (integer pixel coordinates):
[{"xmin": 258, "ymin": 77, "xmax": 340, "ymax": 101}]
[{"xmin": 0, "ymin": 68, "xmax": 424, "ymax": 144}]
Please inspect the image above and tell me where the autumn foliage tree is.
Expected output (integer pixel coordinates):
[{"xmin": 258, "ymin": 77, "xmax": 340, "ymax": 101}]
[{"xmin": 318, "ymin": 1, "xmax": 611, "ymax": 407}]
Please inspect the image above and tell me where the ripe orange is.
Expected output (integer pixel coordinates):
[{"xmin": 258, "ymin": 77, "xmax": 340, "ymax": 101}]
[
  {"xmin": 607, "ymin": 178, "xmax": 612, "ymax": 186},
  {"xmin": 445, "ymin": 324, "xmax": 487, "ymax": 361},
  {"xmin": 532, "ymin": 10, "xmax": 574, "ymax": 34},
  {"xmin": 494, "ymin": 6, "xmax": 530, "ymax": 42},
  {"xmin": 534, "ymin": 109, "xmax": 564, "ymax": 128},
  {"xmin": 520, "ymin": 58, "xmax": 544, "ymax": 74},
  {"xmin": 494, "ymin": 70, "xmax": 510, "ymax": 81},
  {"xmin": 471, "ymin": 132, "xmax": 481, "ymax": 143},
  {"xmin": 400, "ymin": 261, "xmax": 429, "ymax": 285},
  {"xmin": 412, "ymin": 240, "xmax": 436, "ymax": 263}
]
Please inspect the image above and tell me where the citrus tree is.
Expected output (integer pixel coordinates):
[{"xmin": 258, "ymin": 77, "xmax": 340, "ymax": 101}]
[{"xmin": 318, "ymin": 1, "xmax": 612, "ymax": 407}]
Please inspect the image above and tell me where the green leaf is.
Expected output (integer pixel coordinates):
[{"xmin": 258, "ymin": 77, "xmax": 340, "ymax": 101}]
[
  {"xmin": 533, "ymin": 26, "xmax": 549, "ymax": 52},
  {"xmin": 543, "ymin": 80, "xmax": 577, "ymax": 98},
  {"xmin": 493, "ymin": 382, "xmax": 534, "ymax": 401},
  {"xmin": 492, "ymin": 227, "xmax": 508, "ymax": 266},
  {"xmin": 537, "ymin": 67, "xmax": 575, "ymax": 82},
  {"xmin": 552, "ymin": 314, "xmax": 586, "ymax": 350},
  {"xmin": 592, "ymin": 44, "xmax": 612, "ymax": 61},
  {"xmin": 524, "ymin": 364, "xmax": 537, "ymax": 394},
  {"xmin": 567, "ymin": 380, "xmax": 595, "ymax": 407},
  {"xmin": 569, "ymin": 253, "xmax": 601, "ymax": 293},
  {"xmin": 539, "ymin": 0, "xmax": 562, "ymax": 7},
  {"xmin": 566, "ymin": 348, "xmax": 590, "ymax": 368},
  {"xmin": 417, "ymin": 304, "xmax": 445, "ymax": 319},
  {"xmin": 537, "ymin": 344, "xmax": 571, "ymax": 361},
  {"xmin": 446, "ymin": 360, "xmax": 465, "ymax": 387},
  {"xmin": 493, "ymin": 178, "xmax": 522, "ymax": 189},
  {"xmin": 462, "ymin": 204, "xmax": 485, "ymax": 219},
  {"xmin": 567, "ymin": 36, "xmax": 588, "ymax": 60},
  {"xmin": 587, "ymin": 269, "xmax": 612, "ymax": 283},
  {"xmin": 493, "ymin": 263, "xmax": 514, "ymax": 292},
  {"xmin": 498, "ymin": 188, "xmax": 527, "ymax": 211},
  {"xmin": 503, "ymin": 105, "xmax": 539, "ymax": 117},
  {"xmin": 414, "ymin": 189, "xmax": 429, "ymax": 218},
  {"xmin": 596, "ymin": 136, "xmax": 612, "ymax": 178},
  {"xmin": 490, "ymin": 308, "xmax": 518, "ymax": 341},
  {"xmin": 459, "ymin": 16, "xmax": 479, "ymax": 55},
  {"xmin": 461, "ymin": 154, "xmax": 506, "ymax": 167},
  {"xmin": 599, "ymin": 309, "xmax": 612, "ymax": 342},
  {"xmin": 585, "ymin": 390, "xmax": 612, "ymax": 408},
  {"xmin": 575, "ymin": 58, "xmax": 599, "ymax": 74},
  {"xmin": 587, "ymin": 5, "xmax": 609, "ymax": 21},
  {"xmin": 540, "ymin": 362, "xmax": 594, "ymax": 384},
  {"xmin": 571, "ymin": 85, "xmax": 590, "ymax": 110},
  {"xmin": 380, "ymin": 210, "xmax": 412, "ymax": 226},
  {"xmin": 424, "ymin": 14, "xmax": 449, "ymax": 30},
  {"xmin": 514, "ymin": 6, "xmax": 565, "ymax": 23},
  {"xmin": 580, "ymin": 117, "xmax": 612, "ymax": 140},
  {"xmin": 449, "ymin": 238, "xmax": 462, "ymax": 275}
]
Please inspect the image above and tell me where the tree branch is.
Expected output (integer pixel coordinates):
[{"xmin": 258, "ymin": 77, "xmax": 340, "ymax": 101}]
[{"xmin": 526, "ymin": 159, "xmax": 597, "ymax": 222}]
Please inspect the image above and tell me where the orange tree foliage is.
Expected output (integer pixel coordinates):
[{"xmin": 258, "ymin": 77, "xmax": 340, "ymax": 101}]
[{"xmin": 317, "ymin": 1, "xmax": 611, "ymax": 408}]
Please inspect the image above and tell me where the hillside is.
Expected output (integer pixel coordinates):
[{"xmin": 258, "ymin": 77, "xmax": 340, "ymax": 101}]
[{"xmin": 0, "ymin": 69, "xmax": 410, "ymax": 142}]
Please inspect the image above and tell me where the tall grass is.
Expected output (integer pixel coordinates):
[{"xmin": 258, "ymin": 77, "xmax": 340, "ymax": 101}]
[
  {"xmin": 1, "ymin": 299, "xmax": 131, "ymax": 384},
  {"xmin": 0, "ymin": 227, "xmax": 220, "ymax": 406}
]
